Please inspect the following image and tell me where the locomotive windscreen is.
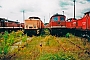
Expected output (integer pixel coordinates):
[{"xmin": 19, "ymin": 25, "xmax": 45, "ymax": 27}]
[
  {"xmin": 60, "ymin": 16, "xmax": 65, "ymax": 21},
  {"xmin": 53, "ymin": 17, "xmax": 58, "ymax": 21}
]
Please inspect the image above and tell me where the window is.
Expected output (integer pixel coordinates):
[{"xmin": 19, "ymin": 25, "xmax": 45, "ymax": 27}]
[
  {"xmin": 53, "ymin": 17, "xmax": 58, "ymax": 21},
  {"xmin": 60, "ymin": 17, "xmax": 65, "ymax": 21}
]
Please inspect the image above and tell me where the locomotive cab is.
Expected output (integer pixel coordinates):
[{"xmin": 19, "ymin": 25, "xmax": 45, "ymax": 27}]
[
  {"xmin": 24, "ymin": 17, "xmax": 44, "ymax": 36},
  {"xmin": 49, "ymin": 13, "xmax": 67, "ymax": 36},
  {"xmin": 50, "ymin": 13, "xmax": 66, "ymax": 28}
]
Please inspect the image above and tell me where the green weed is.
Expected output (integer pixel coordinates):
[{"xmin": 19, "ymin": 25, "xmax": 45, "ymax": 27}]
[{"xmin": 38, "ymin": 52, "xmax": 75, "ymax": 60}]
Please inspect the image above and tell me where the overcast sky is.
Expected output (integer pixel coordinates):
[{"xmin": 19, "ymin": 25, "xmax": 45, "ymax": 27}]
[{"xmin": 0, "ymin": 0, "xmax": 90, "ymax": 23}]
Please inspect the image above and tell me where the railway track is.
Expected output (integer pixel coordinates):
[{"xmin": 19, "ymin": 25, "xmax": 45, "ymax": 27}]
[
  {"xmin": 56, "ymin": 37, "xmax": 90, "ymax": 55},
  {"xmin": 67, "ymin": 39, "xmax": 90, "ymax": 55},
  {"xmin": 67, "ymin": 39, "xmax": 84, "ymax": 50}
]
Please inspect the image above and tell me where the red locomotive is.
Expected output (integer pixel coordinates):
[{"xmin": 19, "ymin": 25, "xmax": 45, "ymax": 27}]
[
  {"xmin": 0, "ymin": 18, "xmax": 24, "ymax": 32},
  {"xmin": 48, "ymin": 13, "xmax": 67, "ymax": 36},
  {"xmin": 75, "ymin": 11, "xmax": 90, "ymax": 36},
  {"xmin": 66, "ymin": 18, "xmax": 76, "ymax": 29},
  {"xmin": 47, "ymin": 11, "xmax": 90, "ymax": 37},
  {"xmin": 0, "ymin": 10, "xmax": 89, "ymax": 37},
  {"xmin": 76, "ymin": 11, "xmax": 90, "ymax": 30},
  {"xmin": 65, "ymin": 18, "xmax": 77, "ymax": 34}
]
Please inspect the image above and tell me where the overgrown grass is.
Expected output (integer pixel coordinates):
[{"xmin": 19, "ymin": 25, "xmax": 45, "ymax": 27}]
[
  {"xmin": 0, "ymin": 30, "xmax": 28, "ymax": 59},
  {"xmin": 2, "ymin": 29, "xmax": 90, "ymax": 60},
  {"xmin": 38, "ymin": 52, "xmax": 75, "ymax": 60}
]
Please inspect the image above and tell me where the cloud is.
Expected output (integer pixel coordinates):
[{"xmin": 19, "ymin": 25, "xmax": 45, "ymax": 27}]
[
  {"xmin": 0, "ymin": 0, "xmax": 90, "ymax": 23},
  {"xmin": 59, "ymin": 0, "xmax": 73, "ymax": 7},
  {"xmin": 0, "ymin": 6, "xmax": 2, "ymax": 8},
  {"xmin": 87, "ymin": 0, "xmax": 90, "ymax": 2},
  {"xmin": 58, "ymin": 0, "xmax": 90, "ymax": 19}
]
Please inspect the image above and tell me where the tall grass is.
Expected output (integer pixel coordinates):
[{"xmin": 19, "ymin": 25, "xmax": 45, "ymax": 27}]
[
  {"xmin": 38, "ymin": 52, "xmax": 75, "ymax": 60},
  {"xmin": 0, "ymin": 30, "xmax": 27, "ymax": 56},
  {"xmin": 6, "ymin": 29, "xmax": 90, "ymax": 60}
]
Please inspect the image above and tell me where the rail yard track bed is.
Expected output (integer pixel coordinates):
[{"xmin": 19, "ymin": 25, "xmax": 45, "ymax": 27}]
[
  {"xmin": 0, "ymin": 29, "xmax": 90, "ymax": 60},
  {"xmin": 11, "ymin": 35, "xmax": 90, "ymax": 60}
]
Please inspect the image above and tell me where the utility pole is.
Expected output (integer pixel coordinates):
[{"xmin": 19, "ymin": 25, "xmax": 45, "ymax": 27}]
[
  {"xmin": 44, "ymin": 16, "xmax": 45, "ymax": 24},
  {"xmin": 73, "ymin": 0, "xmax": 75, "ymax": 19},
  {"xmin": 22, "ymin": 10, "xmax": 25, "ymax": 22}
]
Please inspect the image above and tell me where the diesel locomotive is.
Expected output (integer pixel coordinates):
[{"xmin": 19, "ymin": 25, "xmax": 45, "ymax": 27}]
[
  {"xmin": 24, "ymin": 17, "xmax": 44, "ymax": 36},
  {"xmin": 0, "ymin": 18, "xmax": 24, "ymax": 32}
]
